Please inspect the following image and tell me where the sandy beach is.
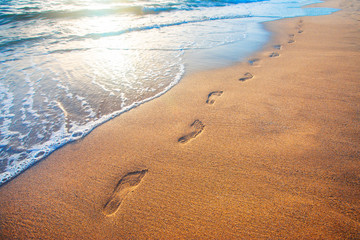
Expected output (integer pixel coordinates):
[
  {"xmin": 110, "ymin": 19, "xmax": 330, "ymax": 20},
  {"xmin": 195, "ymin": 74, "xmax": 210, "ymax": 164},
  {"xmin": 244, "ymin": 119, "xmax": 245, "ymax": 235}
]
[{"xmin": 1, "ymin": 0, "xmax": 359, "ymax": 238}]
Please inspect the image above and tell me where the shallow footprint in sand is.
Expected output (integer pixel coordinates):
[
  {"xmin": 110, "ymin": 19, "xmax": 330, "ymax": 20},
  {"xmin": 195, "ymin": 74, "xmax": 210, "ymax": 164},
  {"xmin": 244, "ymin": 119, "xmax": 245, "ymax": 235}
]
[
  {"xmin": 178, "ymin": 120, "xmax": 205, "ymax": 143},
  {"xmin": 297, "ymin": 22, "xmax": 304, "ymax": 33},
  {"xmin": 103, "ymin": 169, "xmax": 148, "ymax": 216},
  {"xmin": 239, "ymin": 72, "xmax": 254, "ymax": 82},
  {"xmin": 273, "ymin": 44, "xmax": 282, "ymax": 50},
  {"xmin": 288, "ymin": 34, "xmax": 295, "ymax": 43},
  {"xmin": 248, "ymin": 58, "xmax": 261, "ymax": 66},
  {"xmin": 298, "ymin": 19, "xmax": 304, "ymax": 27},
  {"xmin": 206, "ymin": 91, "xmax": 223, "ymax": 104},
  {"xmin": 269, "ymin": 52, "xmax": 280, "ymax": 58}
]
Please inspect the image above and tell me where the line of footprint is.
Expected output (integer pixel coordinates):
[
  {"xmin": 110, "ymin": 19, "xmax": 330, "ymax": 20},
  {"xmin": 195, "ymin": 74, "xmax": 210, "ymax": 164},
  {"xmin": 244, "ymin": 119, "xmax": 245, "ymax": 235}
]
[
  {"xmin": 178, "ymin": 19, "xmax": 304, "ymax": 145},
  {"xmin": 102, "ymin": 20, "xmax": 304, "ymax": 217}
]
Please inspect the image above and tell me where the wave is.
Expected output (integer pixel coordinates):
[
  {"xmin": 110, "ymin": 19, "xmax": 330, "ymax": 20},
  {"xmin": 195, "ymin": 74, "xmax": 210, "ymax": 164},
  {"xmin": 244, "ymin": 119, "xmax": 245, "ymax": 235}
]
[
  {"xmin": 0, "ymin": 6, "xmax": 146, "ymax": 22},
  {"xmin": 0, "ymin": 36, "xmax": 49, "ymax": 51},
  {"xmin": 76, "ymin": 14, "xmax": 255, "ymax": 39},
  {"xmin": 0, "ymin": 60, "xmax": 186, "ymax": 186},
  {"xmin": 182, "ymin": 0, "xmax": 267, "ymax": 8},
  {"xmin": 0, "ymin": 13, "xmax": 260, "ymax": 51},
  {"xmin": 0, "ymin": 0, "xmax": 267, "ymax": 24}
]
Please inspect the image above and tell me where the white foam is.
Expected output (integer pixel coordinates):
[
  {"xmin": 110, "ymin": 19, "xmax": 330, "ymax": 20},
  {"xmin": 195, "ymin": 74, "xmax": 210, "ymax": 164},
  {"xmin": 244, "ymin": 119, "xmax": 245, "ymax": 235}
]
[
  {"xmin": 0, "ymin": 60, "xmax": 186, "ymax": 185},
  {"xmin": 0, "ymin": 82, "xmax": 15, "ymax": 148}
]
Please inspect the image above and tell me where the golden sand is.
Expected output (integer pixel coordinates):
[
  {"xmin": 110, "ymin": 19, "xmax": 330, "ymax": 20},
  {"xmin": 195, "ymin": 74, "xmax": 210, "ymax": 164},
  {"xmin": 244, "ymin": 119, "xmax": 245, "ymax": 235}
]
[{"xmin": 0, "ymin": 0, "xmax": 359, "ymax": 238}]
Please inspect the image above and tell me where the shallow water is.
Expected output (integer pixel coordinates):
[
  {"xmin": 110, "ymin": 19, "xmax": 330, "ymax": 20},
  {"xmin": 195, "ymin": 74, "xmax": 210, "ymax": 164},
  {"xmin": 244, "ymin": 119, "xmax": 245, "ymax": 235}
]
[{"xmin": 0, "ymin": 0, "xmax": 338, "ymax": 185}]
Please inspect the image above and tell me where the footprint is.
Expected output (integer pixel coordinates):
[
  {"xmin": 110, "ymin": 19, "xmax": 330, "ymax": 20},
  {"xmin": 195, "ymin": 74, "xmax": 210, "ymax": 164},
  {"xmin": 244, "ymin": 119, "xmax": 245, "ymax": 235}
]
[
  {"xmin": 297, "ymin": 22, "xmax": 304, "ymax": 33},
  {"xmin": 248, "ymin": 58, "xmax": 261, "ymax": 66},
  {"xmin": 206, "ymin": 91, "xmax": 223, "ymax": 104},
  {"xmin": 288, "ymin": 34, "xmax": 295, "ymax": 43},
  {"xmin": 103, "ymin": 169, "xmax": 148, "ymax": 216},
  {"xmin": 273, "ymin": 44, "xmax": 282, "ymax": 50},
  {"xmin": 298, "ymin": 19, "xmax": 304, "ymax": 27},
  {"xmin": 178, "ymin": 120, "xmax": 205, "ymax": 143},
  {"xmin": 269, "ymin": 52, "xmax": 280, "ymax": 58},
  {"xmin": 239, "ymin": 72, "xmax": 254, "ymax": 82}
]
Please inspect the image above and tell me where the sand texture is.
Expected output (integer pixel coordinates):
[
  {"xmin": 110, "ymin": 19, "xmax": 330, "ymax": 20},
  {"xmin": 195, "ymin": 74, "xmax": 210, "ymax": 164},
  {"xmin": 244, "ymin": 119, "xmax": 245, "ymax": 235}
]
[{"xmin": 0, "ymin": 0, "xmax": 359, "ymax": 239}]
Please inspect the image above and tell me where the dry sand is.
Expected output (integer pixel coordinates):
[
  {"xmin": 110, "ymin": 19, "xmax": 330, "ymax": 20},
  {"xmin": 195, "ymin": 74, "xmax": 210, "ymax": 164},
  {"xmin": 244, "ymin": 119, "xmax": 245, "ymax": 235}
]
[{"xmin": 1, "ymin": 0, "xmax": 359, "ymax": 239}]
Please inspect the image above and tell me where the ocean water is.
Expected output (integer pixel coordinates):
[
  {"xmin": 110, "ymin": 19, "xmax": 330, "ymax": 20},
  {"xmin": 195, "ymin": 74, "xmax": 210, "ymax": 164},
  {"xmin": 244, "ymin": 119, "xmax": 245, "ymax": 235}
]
[{"xmin": 0, "ymin": 0, "xmax": 337, "ymax": 185}]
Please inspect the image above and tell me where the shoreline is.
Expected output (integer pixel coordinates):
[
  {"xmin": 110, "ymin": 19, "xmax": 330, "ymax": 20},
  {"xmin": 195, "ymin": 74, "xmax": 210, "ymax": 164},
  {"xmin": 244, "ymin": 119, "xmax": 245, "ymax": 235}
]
[{"xmin": 1, "ymin": 0, "xmax": 359, "ymax": 238}]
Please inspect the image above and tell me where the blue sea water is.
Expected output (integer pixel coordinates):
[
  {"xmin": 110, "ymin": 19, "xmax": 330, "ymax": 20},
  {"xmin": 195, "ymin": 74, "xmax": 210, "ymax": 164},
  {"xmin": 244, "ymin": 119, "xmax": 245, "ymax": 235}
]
[{"xmin": 0, "ymin": 0, "xmax": 338, "ymax": 185}]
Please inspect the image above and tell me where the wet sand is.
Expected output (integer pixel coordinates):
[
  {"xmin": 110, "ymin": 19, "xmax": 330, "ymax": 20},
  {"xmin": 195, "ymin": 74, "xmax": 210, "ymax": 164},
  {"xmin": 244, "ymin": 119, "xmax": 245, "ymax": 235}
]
[{"xmin": 0, "ymin": 0, "xmax": 359, "ymax": 238}]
